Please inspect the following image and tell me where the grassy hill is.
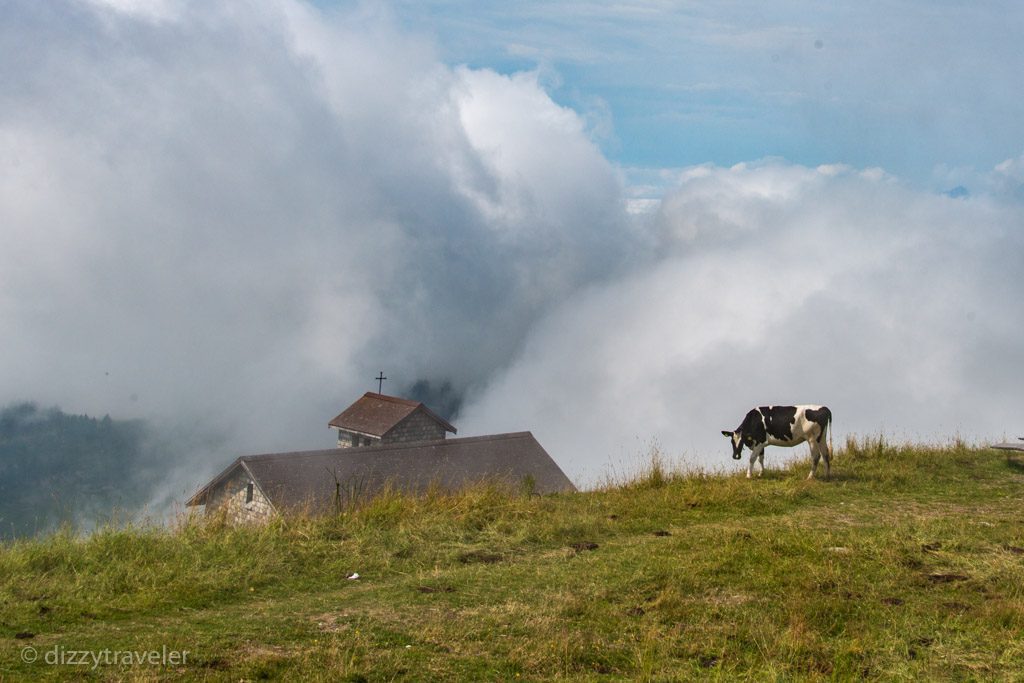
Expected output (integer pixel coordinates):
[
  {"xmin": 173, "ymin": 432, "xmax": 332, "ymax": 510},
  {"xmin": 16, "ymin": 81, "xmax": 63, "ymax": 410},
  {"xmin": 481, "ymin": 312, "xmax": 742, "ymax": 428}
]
[{"xmin": 1, "ymin": 437, "xmax": 1023, "ymax": 681}]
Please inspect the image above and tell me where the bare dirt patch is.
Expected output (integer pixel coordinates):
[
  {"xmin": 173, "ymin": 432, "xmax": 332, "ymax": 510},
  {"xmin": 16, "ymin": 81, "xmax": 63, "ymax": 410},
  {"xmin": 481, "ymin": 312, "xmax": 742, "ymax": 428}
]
[
  {"xmin": 925, "ymin": 573, "xmax": 970, "ymax": 584},
  {"xmin": 569, "ymin": 542, "xmax": 599, "ymax": 552},
  {"xmin": 458, "ymin": 550, "xmax": 504, "ymax": 564}
]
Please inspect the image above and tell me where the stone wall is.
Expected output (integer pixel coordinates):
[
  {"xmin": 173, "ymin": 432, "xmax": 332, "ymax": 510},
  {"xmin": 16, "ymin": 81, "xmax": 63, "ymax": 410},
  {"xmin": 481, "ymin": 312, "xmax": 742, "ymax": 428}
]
[
  {"xmin": 204, "ymin": 466, "xmax": 275, "ymax": 524},
  {"xmin": 383, "ymin": 408, "xmax": 447, "ymax": 444}
]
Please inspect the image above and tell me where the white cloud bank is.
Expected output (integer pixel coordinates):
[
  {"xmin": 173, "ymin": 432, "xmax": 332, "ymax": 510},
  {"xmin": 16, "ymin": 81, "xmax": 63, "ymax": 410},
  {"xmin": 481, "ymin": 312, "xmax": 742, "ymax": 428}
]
[
  {"xmin": 0, "ymin": 0, "xmax": 628, "ymax": 479},
  {"xmin": 461, "ymin": 161, "xmax": 1024, "ymax": 483},
  {"xmin": 1, "ymin": 1, "xmax": 1022, "ymax": 493}
]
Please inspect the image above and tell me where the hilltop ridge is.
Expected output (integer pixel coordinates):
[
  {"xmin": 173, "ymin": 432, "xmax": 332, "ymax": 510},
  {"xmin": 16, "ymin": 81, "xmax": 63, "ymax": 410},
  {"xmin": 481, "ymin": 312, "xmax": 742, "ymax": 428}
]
[{"xmin": 2, "ymin": 438, "xmax": 1023, "ymax": 680}]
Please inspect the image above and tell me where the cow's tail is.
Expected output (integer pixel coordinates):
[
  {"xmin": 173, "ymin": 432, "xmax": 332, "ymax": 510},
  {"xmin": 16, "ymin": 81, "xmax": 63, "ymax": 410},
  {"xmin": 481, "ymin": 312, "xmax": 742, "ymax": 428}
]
[{"xmin": 826, "ymin": 408, "xmax": 833, "ymax": 460}]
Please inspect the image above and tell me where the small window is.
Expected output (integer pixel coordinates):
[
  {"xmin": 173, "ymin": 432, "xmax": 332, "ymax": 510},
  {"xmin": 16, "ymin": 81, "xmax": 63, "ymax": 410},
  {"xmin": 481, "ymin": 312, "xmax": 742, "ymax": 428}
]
[
  {"xmin": 351, "ymin": 433, "xmax": 360, "ymax": 447},
  {"xmin": 245, "ymin": 482, "xmax": 254, "ymax": 504}
]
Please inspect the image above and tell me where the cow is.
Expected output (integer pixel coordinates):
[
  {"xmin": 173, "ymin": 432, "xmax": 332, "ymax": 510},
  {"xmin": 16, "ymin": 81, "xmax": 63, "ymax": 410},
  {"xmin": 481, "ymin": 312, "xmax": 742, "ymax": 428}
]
[{"xmin": 722, "ymin": 405, "xmax": 833, "ymax": 480}]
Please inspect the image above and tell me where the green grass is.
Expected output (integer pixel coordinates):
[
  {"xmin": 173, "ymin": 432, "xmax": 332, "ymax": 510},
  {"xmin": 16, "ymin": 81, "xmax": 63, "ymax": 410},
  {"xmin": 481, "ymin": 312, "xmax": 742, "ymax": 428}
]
[{"xmin": 2, "ymin": 437, "xmax": 1024, "ymax": 681}]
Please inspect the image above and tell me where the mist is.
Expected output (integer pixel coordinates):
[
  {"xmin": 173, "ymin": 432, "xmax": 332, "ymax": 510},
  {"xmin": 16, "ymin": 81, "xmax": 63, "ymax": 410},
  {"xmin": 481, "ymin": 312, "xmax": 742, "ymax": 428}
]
[
  {"xmin": 1, "ymin": 0, "xmax": 1022, "ymax": 505},
  {"xmin": 461, "ymin": 161, "xmax": 1024, "ymax": 483},
  {"xmin": 0, "ymin": 0, "xmax": 633, "ymax": 496}
]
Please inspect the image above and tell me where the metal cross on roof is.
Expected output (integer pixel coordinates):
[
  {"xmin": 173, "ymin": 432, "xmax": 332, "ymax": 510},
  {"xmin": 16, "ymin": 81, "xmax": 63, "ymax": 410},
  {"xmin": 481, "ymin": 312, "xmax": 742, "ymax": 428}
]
[{"xmin": 376, "ymin": 371, "xmax": 387, "ymax": 394}]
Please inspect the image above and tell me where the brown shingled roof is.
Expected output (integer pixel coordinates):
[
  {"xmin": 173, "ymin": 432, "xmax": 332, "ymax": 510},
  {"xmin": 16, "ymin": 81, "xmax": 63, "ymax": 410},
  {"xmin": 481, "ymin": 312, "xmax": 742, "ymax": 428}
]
[
  {"xmin": 327, "ymin": 392, "xmax": 456, "ymax": 438},
  {"xmin": 186, "ymin": 432, "xmax": 575, "ymax": 510}
]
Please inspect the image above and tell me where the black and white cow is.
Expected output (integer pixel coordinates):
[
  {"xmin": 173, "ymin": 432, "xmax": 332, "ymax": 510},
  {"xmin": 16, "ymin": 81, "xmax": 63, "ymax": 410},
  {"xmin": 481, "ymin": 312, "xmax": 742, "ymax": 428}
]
[{"xmin": 722, "ymin": 405, "xmax": 833, "ymax": 480}]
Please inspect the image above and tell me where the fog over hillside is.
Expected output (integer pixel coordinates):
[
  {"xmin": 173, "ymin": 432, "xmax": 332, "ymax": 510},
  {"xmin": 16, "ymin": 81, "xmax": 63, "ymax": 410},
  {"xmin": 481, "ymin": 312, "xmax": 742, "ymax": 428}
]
[
  {"xmin": 462, "ymin": 162, "xmax": 1024, "ymax": 481},
  {"xmin": 0, "ymin": 403, "xmax": 218, "ymax": 537},
  {"xmin": 1, "ymin": 0, "xmax": 1022, "ymax": 511}
]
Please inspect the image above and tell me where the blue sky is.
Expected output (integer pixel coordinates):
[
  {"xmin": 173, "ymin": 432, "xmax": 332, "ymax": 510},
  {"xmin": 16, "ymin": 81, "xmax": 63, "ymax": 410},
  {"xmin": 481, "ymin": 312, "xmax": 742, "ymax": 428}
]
[{"xmin": 372, "ymin": 1, "xmax": 1024, "ymax": 186}]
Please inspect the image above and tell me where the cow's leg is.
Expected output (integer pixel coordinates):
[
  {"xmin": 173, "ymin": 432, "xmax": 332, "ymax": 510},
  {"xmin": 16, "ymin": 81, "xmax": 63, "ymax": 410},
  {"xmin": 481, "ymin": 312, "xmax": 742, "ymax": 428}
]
[
  {"xmin": 820, "ymin": 435, "xmax": 831, "ymax": 480},
  {"xmin": 748, "ymin": 444, "xmax": 765, "ymax": 478},
  {"xmin": 808, "ymin": 439, "xmax": 820, "ymax": 480}
]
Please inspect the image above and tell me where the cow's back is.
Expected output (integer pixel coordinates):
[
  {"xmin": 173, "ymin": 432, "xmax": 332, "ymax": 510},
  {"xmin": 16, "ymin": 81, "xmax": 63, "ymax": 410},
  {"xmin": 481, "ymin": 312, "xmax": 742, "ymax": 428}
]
[{"xmin": 761, "ymin": 405, "xmax": 829, "ymax": 447}]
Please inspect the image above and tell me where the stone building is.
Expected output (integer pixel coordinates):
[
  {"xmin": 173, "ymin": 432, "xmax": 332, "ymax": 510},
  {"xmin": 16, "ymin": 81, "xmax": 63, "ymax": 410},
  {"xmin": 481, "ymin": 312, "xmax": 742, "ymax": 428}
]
[
  {"xmin": 328, "ymin": 392, "xmax": 456, "ymax": 448},
  {"xmin": 192, "ymin": 462, "xmax": 274, "ymax": 525},
  {"xmin": 186, "ymin": 393, "xmax": 575, "ymax": 525}
]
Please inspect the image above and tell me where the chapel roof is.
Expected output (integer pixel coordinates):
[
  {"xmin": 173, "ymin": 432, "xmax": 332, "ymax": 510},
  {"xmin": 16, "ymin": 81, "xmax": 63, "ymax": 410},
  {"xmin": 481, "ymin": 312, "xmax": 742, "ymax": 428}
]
[
  {"xmin": 186, "ymin": 431, "xmax": 575, "ymax": 510},
  {"xmin": 327, "ymin": 392, "xmax": 456, "ymax": 438}
]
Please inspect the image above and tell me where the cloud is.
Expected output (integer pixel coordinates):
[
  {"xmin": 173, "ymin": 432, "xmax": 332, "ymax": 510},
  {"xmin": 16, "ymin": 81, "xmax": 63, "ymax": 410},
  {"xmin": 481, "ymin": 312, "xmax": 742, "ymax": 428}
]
[
  {"xmin": 0, "ymin": 0, "xmax": 630, "ymax": 488},
  {"xmin": 459, "ymin": 160, "xmax": 1024, "ymax": 484},
  {"xmin": 80, "ymin": 0, "xmax": 180, "ymax": 22},
  {"xmin": 2, "ymin": 0, "xmax": 1022, "ymax": 503}
]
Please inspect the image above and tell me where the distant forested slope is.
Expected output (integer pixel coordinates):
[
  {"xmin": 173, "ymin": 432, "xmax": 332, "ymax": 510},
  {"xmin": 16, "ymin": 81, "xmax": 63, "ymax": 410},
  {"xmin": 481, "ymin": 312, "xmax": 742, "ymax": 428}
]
[{"xmin": 0, "ymin": 403, "xmax": 167, "ymax": 538}]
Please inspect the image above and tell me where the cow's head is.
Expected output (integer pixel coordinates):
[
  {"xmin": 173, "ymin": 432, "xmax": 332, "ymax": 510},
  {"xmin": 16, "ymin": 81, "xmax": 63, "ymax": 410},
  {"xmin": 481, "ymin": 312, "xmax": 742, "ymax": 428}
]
[{"xmin": 721, "ymin": 430, "xmax": 744, "ymax": 460}]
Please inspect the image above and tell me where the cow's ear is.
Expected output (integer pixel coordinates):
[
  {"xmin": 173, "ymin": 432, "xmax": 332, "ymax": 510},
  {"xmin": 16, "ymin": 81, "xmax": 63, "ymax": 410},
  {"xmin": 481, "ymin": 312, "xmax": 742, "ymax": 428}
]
[{"xmin": 721, "ymin": 430, "xmax": 733, "ymax": 438}]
